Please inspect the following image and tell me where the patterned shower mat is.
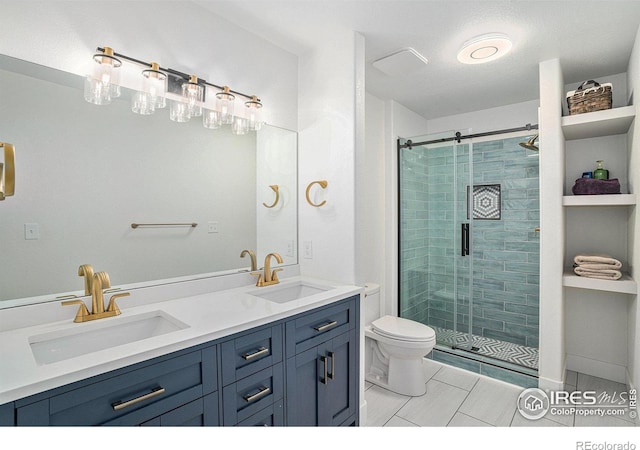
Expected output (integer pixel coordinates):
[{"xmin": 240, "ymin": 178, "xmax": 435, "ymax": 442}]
[{"xmin": 432, "ymin": 326, "xmax": 539, "ymax": 370}]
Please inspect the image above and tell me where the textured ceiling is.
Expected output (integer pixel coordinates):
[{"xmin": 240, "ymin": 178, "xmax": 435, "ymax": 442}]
[{"xmin": 204, "ymin": 0, "xmax": 640, "ymax": 119}]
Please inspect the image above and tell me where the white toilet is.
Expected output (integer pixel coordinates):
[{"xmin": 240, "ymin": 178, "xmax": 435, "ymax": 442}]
[{"xmin": 364, "ymin": 283, "xmax": 436, "ymax": 396}]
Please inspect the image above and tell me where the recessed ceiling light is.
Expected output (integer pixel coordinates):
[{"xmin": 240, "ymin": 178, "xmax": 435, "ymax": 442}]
[{"xmin": 457, "ymin": 33, "xmax": 512, "ymax": 64}]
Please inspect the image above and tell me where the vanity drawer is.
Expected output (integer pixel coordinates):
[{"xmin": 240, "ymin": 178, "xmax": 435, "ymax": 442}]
[
  {"xmin": 18, "ymin": 347, "xmax": 215, "ymax": 426},
  {"xmin": 139, "ymin": 392, "xmax": 219, "ymax": 426},
  {"xmin": 236, "ymin": 399, "xmax": 284, "ymax": 427},
  {"xmin": 221, "ymin": 324, "xmax": 283, "ymax": 386},
  {"xmin": 222, "ymin": 363, "xmax": 283, "ymax": 426},
  {"xmin": 285, "ymin": 297, "xmax": 357, "ymax": 355},
  {"xmin": 0, "ymin": 402, "xmax": 14, "ymax": 426}
]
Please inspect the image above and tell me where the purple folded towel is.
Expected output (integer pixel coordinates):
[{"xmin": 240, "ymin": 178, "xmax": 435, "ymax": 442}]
[{"xmin": 572, "ymin": 178, "xmax": 621, "ymax": 195}]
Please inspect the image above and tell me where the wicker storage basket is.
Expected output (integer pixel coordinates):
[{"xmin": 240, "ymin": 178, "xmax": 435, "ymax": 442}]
[{"xmin": 566, "ymin": 80, "xmax": 612, "ymax": 115}]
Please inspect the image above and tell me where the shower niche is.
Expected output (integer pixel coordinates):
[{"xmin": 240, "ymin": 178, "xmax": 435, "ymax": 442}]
[{"xmin": 398, "ymin": 129, "xmax": 540, "ymax": 380}]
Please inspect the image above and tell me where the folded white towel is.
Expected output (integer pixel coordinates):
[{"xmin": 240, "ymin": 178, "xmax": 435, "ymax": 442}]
[
  {"xmin": 573, "ymin": 254, "xmax": 622, "ymax": 269},
  {"xmin": 574, "ymin": 266, "xmax": 622, "ymax": 280}
]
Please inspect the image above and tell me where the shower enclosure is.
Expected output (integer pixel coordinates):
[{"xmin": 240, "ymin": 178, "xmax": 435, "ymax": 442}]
[{"xmin": 398, "ymin": 128, "xmax": 540, "ymax": 375}]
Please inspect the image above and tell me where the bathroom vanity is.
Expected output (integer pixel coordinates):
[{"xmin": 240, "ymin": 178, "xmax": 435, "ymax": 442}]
[{"xmin": 0, "ymin": 275, "xmax": 361, "ymax": 426}]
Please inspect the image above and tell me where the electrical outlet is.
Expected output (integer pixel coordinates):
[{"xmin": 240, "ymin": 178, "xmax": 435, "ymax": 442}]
[
  {"xmin": 208, "ymin": 222, "xmax": 218, "ymax": 233},
  {"xmin": 25, "ymin": 223, "xmax": 40, "ymax": 240},
  {"xmin": 303, "ymin": 241, "xmax": 313, "ymax": 259}
]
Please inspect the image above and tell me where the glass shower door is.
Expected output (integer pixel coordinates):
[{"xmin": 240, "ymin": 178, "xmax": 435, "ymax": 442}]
[{"xmin": 398, "ymin": 131, "xmax": 474, "ymax": 352}]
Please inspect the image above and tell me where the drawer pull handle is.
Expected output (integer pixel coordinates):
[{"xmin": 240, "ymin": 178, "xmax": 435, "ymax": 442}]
[
  {"xmin": 243, "ymin": 386, "xmax": 271, "ymax": 403},
  {"xmin": 328, "ymin": 351, "xmax": 335, "ymax": 380},
  {"xmin": 112, "ymin": 386, "xmax": 165, "ymax": 411},
  {"xmin": 242, "ymin": 346, "xmax": 269, "ymax": 360},
  {"xmin": 320, "ymin": 355, "xmax": 328, "ymax": 385},
  {"xmin": 314, "ymin": 320, "xmax": 338, "ymax": 332}
]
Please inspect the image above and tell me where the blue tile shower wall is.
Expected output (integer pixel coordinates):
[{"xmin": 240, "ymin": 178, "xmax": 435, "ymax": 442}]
[{"xmin": 400, "ymin": 136, "xmax": 540, "ymax": 350}]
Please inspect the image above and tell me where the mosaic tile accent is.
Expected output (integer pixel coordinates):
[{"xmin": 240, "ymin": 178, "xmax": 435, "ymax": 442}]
[
  {"xmin": 433, "ymin": 326, "xmax": 538, "ymax": 370},
  {"xmin": 471, "ymin": 184, "xmax": 501, "ymax": 220}
]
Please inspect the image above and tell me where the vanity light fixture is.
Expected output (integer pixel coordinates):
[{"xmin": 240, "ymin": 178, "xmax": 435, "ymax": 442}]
[
  {"xmin": 457, "ymin": 33, "xmax": 512, "ymax": 64},
  {"xmin": 84, "ymin": 46, "xmax": 264, "ymax": 133}
]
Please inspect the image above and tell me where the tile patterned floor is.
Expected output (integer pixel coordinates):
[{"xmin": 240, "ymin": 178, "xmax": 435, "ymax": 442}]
[
  {"xmin": 364, "ymin": 359, "xmax": 636, "ymax": 427},
  {"xmin": 433, "ymin": 326, "xmax": 539, "ymax": 370}
]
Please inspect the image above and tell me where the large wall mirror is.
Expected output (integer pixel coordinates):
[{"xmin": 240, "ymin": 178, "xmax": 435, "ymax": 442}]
[{"xmin": 0, "ymin": 54, "xmax": 297, "ymax": 307}]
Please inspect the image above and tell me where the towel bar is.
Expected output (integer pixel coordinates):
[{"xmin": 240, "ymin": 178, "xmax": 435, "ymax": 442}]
[{"xmin": 131, "ymin": 222, "xmax": 198, "ymax": 229}]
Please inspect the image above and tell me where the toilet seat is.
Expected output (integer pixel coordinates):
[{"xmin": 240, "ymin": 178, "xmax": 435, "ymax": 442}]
[{"xmin": 371, "ymin": 315, "xmax": 435, "ymax": 342}]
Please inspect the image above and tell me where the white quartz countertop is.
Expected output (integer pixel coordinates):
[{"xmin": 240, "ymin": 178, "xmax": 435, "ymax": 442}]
[{"xmin": 0, "ymin": 276, "xmax": 362, "ymax": 404}]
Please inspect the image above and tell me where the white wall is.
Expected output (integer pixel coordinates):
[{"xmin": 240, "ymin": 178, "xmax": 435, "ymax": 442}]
[
  {"xmin": 297, "ymin": 30, "xmax": 364, "ymax": 284},
  {"xmin": 427, "ymin": 100, "xmax": 539, "ymax": 136},
  {"xmin": 0, "ymin": 1, "xmax": 298, "ymax": 130},
  {"xmin": 538, "ymin": 58, "xmax": 566, "ymax": 390},
  {"xmin": 357, "ymin": 93, "xmax": 386, "ymax": 288}
]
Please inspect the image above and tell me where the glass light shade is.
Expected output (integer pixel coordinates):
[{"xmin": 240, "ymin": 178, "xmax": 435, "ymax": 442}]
[
  {"xmin": 84, "ymin": 76, "xmax": 112, "ymax": 105},
  {"xmin": 182, "ymin": 75, "xmax": 203, "ymax": 117},
  {"xmin": 131, "ymin": 91, "xmax": 155, "ymax": 115},
  {"xmin": 216, "ymin": 86, "xmax": 235, "ymax": 125},
  {"xmin": 245, "ymin": 96, "xmax": 263, "ymax": 131},
  {"xmin": 203, "ymin": 109, "xmax": 221, "ymax": 129},
  {"xmin": 231, "ymin": 109, "xmax": 249, "ymax": 135},
  {"xmin": 170, "ymin": 100, "xmax": 191, "ymax": 122},
  {"xmin": 84, "ymin": 47, "xmax": 122, "ymax": 105},
  {"xmin": 142, "ymin": 62, "xmax": 167, "ymax": 109},
  {"xmin": 93, "ymin": 47, "xmax": 121, "ymax": 97}
]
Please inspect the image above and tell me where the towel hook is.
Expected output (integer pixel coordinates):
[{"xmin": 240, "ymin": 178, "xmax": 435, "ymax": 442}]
[
  {"xmin": 0, "ymin": 142, "xmax": 16, "ymax": 201},
  {"xmin": 306, "ymin": 180, "xmax": 328, "ymax": 207},
  {"xmin": 262, "ymin": 185, "xmax": 280, "ymax": 208}
]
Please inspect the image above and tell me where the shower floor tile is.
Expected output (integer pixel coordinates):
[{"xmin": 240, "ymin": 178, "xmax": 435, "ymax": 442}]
[{"xmin": 433, "ymin": 326, "xmax": 539, "ymax": 370}]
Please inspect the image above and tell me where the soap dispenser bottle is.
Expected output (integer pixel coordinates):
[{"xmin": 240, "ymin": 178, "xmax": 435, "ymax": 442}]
[{"xmin": 594, "ymin": 160, "xmax": 609, "ymax": 180}]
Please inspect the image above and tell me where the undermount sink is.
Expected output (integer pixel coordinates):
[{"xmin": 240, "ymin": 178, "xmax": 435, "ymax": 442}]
[
  {"xmin": 248, "ymin": 281, "xmax": 332, "ymax": 303},
  {"xmin": 29, "ymin": 310, "xmax": 189, "ymax": 365}
]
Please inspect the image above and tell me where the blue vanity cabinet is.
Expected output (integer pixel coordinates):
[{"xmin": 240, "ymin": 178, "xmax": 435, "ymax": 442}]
[
  {"xmin": 15, "ymin": 344, "xmax": 220, "ymax": 426},
  {"xmin": 284, "ymin": 296, "xmax": 359, "ymax": 426},
  {"xmin": 219, "ymin": 324, "xmax": 284, "ymax": 426},
  {"xmin": 8, "ymin": 292, "xmax": 360, "ymax": 427},
  {"xmin": 0, "ymin": 402, "xmax": 14, "ymax": 426}
]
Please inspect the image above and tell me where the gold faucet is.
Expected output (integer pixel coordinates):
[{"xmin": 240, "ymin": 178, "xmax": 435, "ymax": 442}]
[
  {"xmin": 251, "ymin": 253, "xmax": 283, "ymax": 287},
  {"xmin": 240, "ymin": 249, "xmax": 258, "ymax": 272},
  {"xmin": 78, "ymin": 264, "xmax": 94, "ymax": 295},
  {"xmin": 62, "ymin": 271, "xmax": 130, "ymax": 323}
]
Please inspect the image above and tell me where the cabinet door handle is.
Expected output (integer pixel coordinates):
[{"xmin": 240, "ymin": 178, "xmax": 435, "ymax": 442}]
[
  {"xmin": 242, "ymin": 346, "xmax": 269, "ymax": 360},
  {"xmin": 112, "ymin": 386, "xmax": 165, "ymax": 411},
  {"xmin": 320, "ymin": 355, "xmax": 328, "ymax": 384},
  {"xmin": 327, "ymin": 351, "xmax": 335, "ymax": 380},
  {"xmin": 243, "ymin": 386, "xmax": 271, "ymax": 403},
  {"xmin": 314, "ymin": 320, "xmax": 338, "ymax": 332}
]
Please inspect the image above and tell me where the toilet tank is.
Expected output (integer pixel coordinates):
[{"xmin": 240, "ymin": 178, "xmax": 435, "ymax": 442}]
[{"xmin": 364, "ymin": 283, "xmax": 381, "ymax": 326}]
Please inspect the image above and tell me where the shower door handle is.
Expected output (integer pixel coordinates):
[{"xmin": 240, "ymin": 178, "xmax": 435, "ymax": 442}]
[{"xmin": 461, "ymin": 223, "xmax": 470, "ymax": 256}]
